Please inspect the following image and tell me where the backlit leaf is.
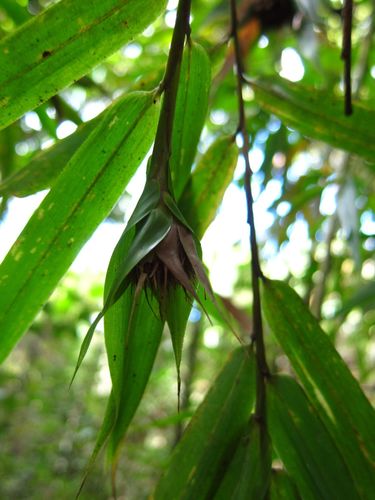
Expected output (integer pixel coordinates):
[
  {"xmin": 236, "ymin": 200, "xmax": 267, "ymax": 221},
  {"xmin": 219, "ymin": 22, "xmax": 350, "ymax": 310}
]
[
  {"xmin": 170, "ymin": 41, "xmax": 211, "ymax": 198},
  {"xmin": 0, "ymin": 91, "xmax": 159, "ymax": 363},
  {"xmin": 165, "ymin": 285, "xmax": 192, "ymax": 405},
  {"xmin": 179, "ymin": 135, "xmax": 238, "ymax": 236},
  {"xmin": 269, "ymin": 470, "xmax": 300, "ymax": 500},
  {"xmin": 0, "ymin": 0, "xmax": 166, "ymax": 130},
  {"xmin": 0, "ymin": 114, "xmax": 96, "ymax": 197},
  {"xmin": 267, "ymin": 375, "xmax": 360, "ymax": 500},
  {"xmin": 262, "ymin": 279, "xmax": 375, "ymax": 498},
  {"xmin": 154, "ymin": 348, "xmax": 256, "ymax": 500},
  {"xmin": 104, "ymin": 280, "xmax": 164, "ymax": 468},
  {"xmin": 214, "ymin": 416, "xmax": 272, "ymax": 500},
  {"xmin": 95, "ymin": 128, "xmax": 241, "ymax": 475},
  {"xmin": 250, "ymin": 76, "xmax": 375, "ymax": 162},
  {"xmin": 104, "ymin": 207, "xmax": 172, "ymax": 309}
]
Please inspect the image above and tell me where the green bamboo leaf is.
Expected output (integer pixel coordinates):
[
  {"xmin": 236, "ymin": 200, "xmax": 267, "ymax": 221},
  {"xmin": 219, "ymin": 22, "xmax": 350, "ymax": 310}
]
[
  {"xmin": 214, "ymin": 416, "xmax": 272, "ymax": 500},
  {"xmin": 76, "ymin": 229, "xmax": 135, "ymax": 485},
  {"xmin": 105, "ymin": 291, "xmax": 164, "ymax": 466},
  {"xmin": 0, "ymin": 0, "xmax": 166, "ymax": 130},
  {"xmin": 104, "ymin": 207, "xmax": 172, "ymax": 309},
  {"xmin": 179, "ymin": 135, "xmax": 238, "ymax": 236},
  {"xmin": 103, "ymin": 226, "xmax": 164, "ymax": 465},
  {"xmin": 76, "ymin": 391, "xmax": 117, "ymax": 496},
  {"xmin": 333, "ymin": 281, "xmax": 375, "ymax": 318},
  {"xmin": 154, "ymin": 348, "xmax": 256, "ymax": 500},
  {"xmin": 0, "ymin": 116, "xmax": 97, "ymax": 197},
  {"xmin": 160, "ymin": 137, "xmax": 239, "ymax": 392},
  {"xmin": 125, "ymin": 178, "xmax": 161, "ymax": 231},
  {"xmin": 75, "ymin": 206, "xmax": 168, "ymax": 480},
  {"xmin": 249, "ymin": 76, "xmax": 375, "ymax": 162},
  {"xmin": 0, "ymin": 91, "xmax": 159, "ymax": 363},
  {"xmin": 72, "ymin": 206, "xmax": 171, "ymax": 381},
  {"xmin": 0, "ymin": 0, "xmax": 30, "ymax": 25},
  {"xmin": 171, "ymin": 41, "xmax": 211, "ymax": 198},
  {"xmin": 89, "ymin": 127, "xmax": 241, "ymax": 480},
  {"xmin": 165, "ymin": 285, "xmax": 192, "ymax": 404},
  {"xmin": 163, "ymin": 191, "xmax": 194, "ymax": 234},
  {"xmin": 267, "ymin": 375, "xmax": 360, "ymax": 500},
  {"xmin": 269, "ymin": 470, "xmax": 300, "ymax": 500},
  {"xmin": 70, "ymin": 310, "xmax": 106, "ymax": 386},
  {"xmin": 103, "ymin": 226, "xmax": 136, "ymax": 403},
  {"xmin": 262, "ymin": 279, "xmax": 375, "ymax": 498}
]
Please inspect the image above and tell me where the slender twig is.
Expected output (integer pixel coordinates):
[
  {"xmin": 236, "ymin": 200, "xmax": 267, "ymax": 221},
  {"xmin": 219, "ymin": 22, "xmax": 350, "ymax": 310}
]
[
  {"xmin": 310, "ymin": 214, "xmax": 338, "ymax": 320},
  {"xmin": 352, "ymin": 8, "xmax": 375, "ymax": 96},
  {"xmin": 149, "ymin": 0, "xmax": 192, "ymax": 191},
  {"xmin": 174, "ymin": 318, "xmax": 202, "ymax": 445},
  {"xmin": 230, "ymin": 0, "xmax": 269, "ymax": 422},
  {"xmin": 341, "ymin": 0, "xmax": 353, "ymax": 115},
  {"xmin": 311, "ymin": 7, "xmax": 374, "ymax": 319}
]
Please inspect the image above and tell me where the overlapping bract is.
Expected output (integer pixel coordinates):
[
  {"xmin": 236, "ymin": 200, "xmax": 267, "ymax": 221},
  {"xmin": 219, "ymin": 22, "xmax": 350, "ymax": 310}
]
[{"xmin": 72, "ymin": 176, "xmax": 214, "ymax": 382}]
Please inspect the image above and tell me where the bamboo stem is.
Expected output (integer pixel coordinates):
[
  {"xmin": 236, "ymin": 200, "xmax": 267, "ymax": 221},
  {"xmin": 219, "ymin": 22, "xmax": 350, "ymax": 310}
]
[
  {"xmin": 149, "ymin": 0, "xmax": 192, "ymax": 192},
  {"xmin": 230, "ymin": 0, "xmax": 269, "ymax": 422},
  {"xmin": 341, "ymin": 0, "xmax": 353, "ymax": 115}
]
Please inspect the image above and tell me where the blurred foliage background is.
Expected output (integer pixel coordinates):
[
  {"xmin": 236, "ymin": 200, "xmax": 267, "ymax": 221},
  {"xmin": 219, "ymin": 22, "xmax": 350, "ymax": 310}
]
[{"xmin": 0, "ymin": 0, "xmax": 374, "ymax": 497}]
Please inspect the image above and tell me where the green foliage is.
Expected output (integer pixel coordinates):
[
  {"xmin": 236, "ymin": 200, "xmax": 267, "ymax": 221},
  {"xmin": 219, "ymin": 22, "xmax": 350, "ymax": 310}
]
[
  {"xmin": 154, "ymin": 348, "xmax": 256, "ymax": 499},
  {"xmin": 262, "ymin": 279, "xmax": 375, "ymax": 497},
  {"xmin": 267, "ymin": 375, "xmax": 360, "ymax": 500},
  {"xmin": 0, "ymin": 0, "xmax": 374, "ymax": 498},
  {"xmin": 179, "ymin": 135, "xmax": 238, "ymax": 236},
  {"xmin": 250, "ymin": 76, "xmax": 375, "ymax": 162},
  {"xmin": 170, "ymin": 41, "xmax": 211, "ymax": 197},
  {"xmin": 0, "ymin": 0, "xmax": 167, "ymax": 129},
  {"xmin": 0, "ymin": 91, "xmax": 159, "ymax": 363},
  {"xmin": 0, "ymin": 117, "xmax": 96, "ymax": 197},
  {"xmin": 214, "ymin": 416, "xmax": 272, "ymax": 499}
]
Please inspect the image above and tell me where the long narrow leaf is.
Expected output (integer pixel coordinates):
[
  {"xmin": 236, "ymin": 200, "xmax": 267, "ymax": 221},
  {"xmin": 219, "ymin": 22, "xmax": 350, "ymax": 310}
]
[
  {"xmin": 105, "ymin": 290, "xmax": 164, "ymax": 465},
  {"xmin": 0, "ymin": 91, "xmax": 159, "ymax": 363},
  {"xmin": 214, "ymin": 416, "xmax": 272, "ymax": 500},
  {"xmin": 96, "ymin": 128, "xmax": 241, "ymax": 475},
  {"xmin": 179, "ymin": 135, "xmax": 238, "ymax": 236},
  {"xmin": 262, "ymin": 279, "xmax": 375, "ymax": 498},
  {"xmin": 250, "ymin": 76, "xmax": 375, "ymax": 162},
  {"xmin": 104, "ymin": 207, "xmax": 172, "ymax": 309},
  {"xmin": 170, "ymin": 41, "xmax": 211, "ymax": 198},
  {"xmin": 0, "ymin": 116, "xmax": 97, "ymax": 197},
  {"xmin": 267, "ymin": 375, "xmax": 360, "ymax": 500},
  {"xmin": 0, "ymin": 0, "xmax": 166, "ymax": 130},
  {"xmin": 154, "ymin": 348, "xmax": 256, "ymax": 500},
  {"xmin": 87, "ymin": 231, "xmax": 167, "ymax": 477},
  {"xmin": 161, "ymin": 135, "xmax": 239, "ymax": 402},
  {"xmin": 269, "ymin": 470, "xmax": 300, "ymax": 500},
  {"xmin": 165, "ymin": 285, "xmax": 192, "ymax": 405}
]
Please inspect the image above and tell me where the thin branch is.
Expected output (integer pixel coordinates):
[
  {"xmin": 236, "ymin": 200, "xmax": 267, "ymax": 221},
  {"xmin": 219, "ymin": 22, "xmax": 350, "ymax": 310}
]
[
  {"xmin": 310, "ymin": 214, "xmax": 338, "ymax": 320},
  {"xmin": 230, "ymin": 0, "xmax": 269, "ymax": 422},
  {"xmin": 352, "ymin": 8, "xmax": 375, "ymax": 96},
  {"xmin": 311, "ymin": 7, "xmax": 374, "ymax": 319},
  {"xmin": 174, "ymin": 318, "xmax": 202, "ymax": 445},
  {"xmin": 341, "ymin": 0, "xmax": 353, "ymax": 115},
  {"xmin": 149, "ymin": 0, "xmax": 192, "ymax": 190}
]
